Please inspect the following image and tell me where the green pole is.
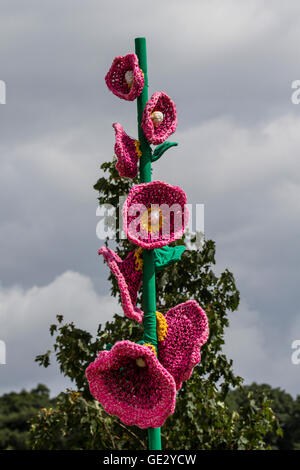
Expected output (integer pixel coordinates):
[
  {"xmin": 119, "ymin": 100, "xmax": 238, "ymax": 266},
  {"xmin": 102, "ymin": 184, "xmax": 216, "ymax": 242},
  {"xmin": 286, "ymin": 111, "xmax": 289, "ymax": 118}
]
[{"xmin": 135, "ymin": 37, "xmax": 162, "ymax": 451}]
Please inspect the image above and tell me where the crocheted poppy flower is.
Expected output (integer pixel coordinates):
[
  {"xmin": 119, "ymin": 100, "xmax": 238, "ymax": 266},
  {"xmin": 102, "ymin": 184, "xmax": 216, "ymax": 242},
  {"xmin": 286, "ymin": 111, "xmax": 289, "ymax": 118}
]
[
  {"xmin": 98, "ymin": 247, "xmax": 143, "ymax": 323},
  {"xmin": 86, "ymin": 340, "xmax": 176, "ymax": 429},
  {"xmin": 142, "ymin": 92, "xmax": 177, "ymax": 145},
  {"xmin": 113, "ymin": 123, "xmax": 141, "ymax": 178},
  {"xmin": 123, "ymin": 181, "xmax": 188, "ymax": 249},
  {"xmin": 105, "ymin": 54, "xmax": 144, "ymax": 101},
  {"xmin": 158, "ymin": 300, "xmax": 209, "ymax": 390}
]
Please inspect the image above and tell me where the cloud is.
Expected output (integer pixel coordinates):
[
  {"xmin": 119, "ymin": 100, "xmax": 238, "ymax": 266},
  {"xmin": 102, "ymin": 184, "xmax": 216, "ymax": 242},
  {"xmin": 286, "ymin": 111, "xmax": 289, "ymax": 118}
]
[
  {"xmin": 156, "ymin": 112, "xmax": 300, "ymax": 314},
  {"xmin": 224, "ymin": 302, "xmax": 269, "ymax": 380},
  {"xmin": 0, "ymin": 271, "xmax": 118, "ymax": 396},
  {"xmin": 224, "ymin": 302, "xmax": 300, "ymax": 396},
  {"xmin": 156, "ymin": 113, "xmax": 300, "ymax": 197}
]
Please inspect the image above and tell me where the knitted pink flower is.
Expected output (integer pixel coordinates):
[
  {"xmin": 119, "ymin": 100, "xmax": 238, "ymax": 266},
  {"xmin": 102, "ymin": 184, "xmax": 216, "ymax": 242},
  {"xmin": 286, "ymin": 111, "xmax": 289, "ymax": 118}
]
[
  {"xmin": 98, "ymin": 247, "xmax": 143, "ymax": 323},
  {"xmin": 86, "ymin": 341, "xmax": 176, "ymax": 429},
  {"xmin": 105, "ymin": 54, "xmax": 144, "ymax": 101},
  {"xmin": 123, "ymin": 181, "xmax": 188, "ymax": 249},
  {"xmin": 142, "ymin": 92, "xmax": 177, "ymax": 145},
  {"xmin": 113, "ymin": 123, "xmax": 141, "ymax": 179},
  {"xmin": 158, "ymin": 300, "xmax": 209, "ymax": 390}
]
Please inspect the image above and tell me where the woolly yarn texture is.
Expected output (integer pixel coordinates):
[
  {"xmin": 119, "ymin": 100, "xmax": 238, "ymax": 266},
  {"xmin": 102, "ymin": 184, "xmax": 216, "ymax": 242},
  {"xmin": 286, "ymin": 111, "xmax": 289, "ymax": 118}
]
[
  {"xmin": 123, "ymin": 181, "xmax": 189, "ymax": 249},
  {"xmin": 158, "ymin": 300, "xmax": 209, "ymax": 390},
  {"xmin": 156, "ymin": 312, "xmax": 168, "ymax": 342},
  {"xmin": 86, "ymin": 340, "xmax": 176, "ymax": 429},
  {"xmin": 98, "ymin": 247, "xmax": 143, "ymax": 323},
  {"xmin": 142, "ymin": 92, "xmax": 177, "ymax": 145},
  {"xmin": 113, "ymin": 123, "xmax": 141, "ymax": 178},
  {"xmin": 105, "ymin": 54, "xmax": 144, "ymax": 101}
]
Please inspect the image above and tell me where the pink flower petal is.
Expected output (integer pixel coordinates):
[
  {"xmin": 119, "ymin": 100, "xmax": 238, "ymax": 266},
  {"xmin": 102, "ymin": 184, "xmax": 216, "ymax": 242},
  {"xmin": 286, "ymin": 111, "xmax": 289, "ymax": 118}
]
[
  {"xmin": 113, "ymin": 123, "xmax": 139, "ymax": 179},
  {"xmin": 158, "ymin": 300, "xmax": 209, "ymax": 390},
  {"xmin": 142, "ymin": 92, "xmax": 177, "ymax": 145},
  {"xmin": 123, "ymin": 181, "xmax": 189, "ymax": 249},
  {"xmin": 86, "ymin": 340, "xmax": 176, "ymax": 428},
  {"xmin": 98, "ymin": 247, "xmax": 143, "ymax": 323},
  {"xmin": 105, "ymin": 54, "xmax": 144, "ymax": 101}
]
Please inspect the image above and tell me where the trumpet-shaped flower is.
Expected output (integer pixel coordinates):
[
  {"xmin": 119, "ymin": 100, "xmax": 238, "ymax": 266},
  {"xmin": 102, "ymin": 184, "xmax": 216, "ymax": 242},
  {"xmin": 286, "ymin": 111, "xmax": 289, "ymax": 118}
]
[
  {"xmin": 86, "ymin": 340, "xmax": 176, "ymax": 429},
  {"xmin": 105, "ymin": 54, "xmax": 144, "ymax": 101},
  {"xmin": 113, "ymin": 123, "xmax": 141, "ymax": 178},
  {"xmin": 142, "ymin": 92, "xmax": 177, "ymax": 145},
  {"xmin": 123, "ymin": 181, "xmax": 188, "ymax": 249}
]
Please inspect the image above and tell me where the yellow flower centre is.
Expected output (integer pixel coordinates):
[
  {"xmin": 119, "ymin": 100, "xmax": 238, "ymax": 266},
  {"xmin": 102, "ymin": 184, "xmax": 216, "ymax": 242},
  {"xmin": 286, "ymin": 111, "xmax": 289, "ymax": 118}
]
[{"xmin": 140, "ymin": 207, "xmax": 163, "ymax": 234}]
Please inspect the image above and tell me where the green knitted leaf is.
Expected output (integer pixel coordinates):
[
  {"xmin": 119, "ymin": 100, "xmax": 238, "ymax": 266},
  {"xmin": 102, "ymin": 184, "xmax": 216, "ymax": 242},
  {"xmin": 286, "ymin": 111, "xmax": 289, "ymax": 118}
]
[
  {"xmin": 151, "ymin": 141, "xmax": 178, "ymax": 162},
  {"xmin": 154, "ymin": 245, "xmax": 186, "ymax": 271}
]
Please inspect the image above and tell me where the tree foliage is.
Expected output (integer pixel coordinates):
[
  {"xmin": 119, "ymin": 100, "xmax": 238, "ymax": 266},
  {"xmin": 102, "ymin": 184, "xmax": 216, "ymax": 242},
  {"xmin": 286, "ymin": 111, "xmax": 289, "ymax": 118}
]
[
  {"xmin": 0, "ymin": 384, "xmax": 54, "ymax": 450},
  {"xmin": 226, "ymin": 383, "xmax": 300, "ymax": 450},
  {"xmin": 29, "ymin": 161, "xmax": 279, "ymax": 449}
]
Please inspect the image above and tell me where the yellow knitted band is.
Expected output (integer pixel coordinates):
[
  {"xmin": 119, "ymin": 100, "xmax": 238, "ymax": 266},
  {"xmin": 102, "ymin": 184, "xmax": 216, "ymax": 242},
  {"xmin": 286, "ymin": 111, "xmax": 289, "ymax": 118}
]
[
  {"xmin": 134, "ymin": 247, "xmax": 143, "ymax": 271},
  {"xmin": 156, "ymin": 311, "xmax": 168, "ymax": 342},
  {"xmin": 143, "ymin": 343, "xmax": 157, "ymax": 355},
  {"xmin": 134, "ymin": 140, "xmax": 142, "ymax": 159}
]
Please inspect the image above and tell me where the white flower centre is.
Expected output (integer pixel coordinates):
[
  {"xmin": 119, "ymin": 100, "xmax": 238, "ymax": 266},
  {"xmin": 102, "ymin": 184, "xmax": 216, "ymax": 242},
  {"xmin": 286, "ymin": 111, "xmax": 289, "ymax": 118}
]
[
  {"xmin": 151, "ymin": 111, "xmax": 164, "ymax": 127},
  {"xmin": 150, "ymin": 210, "xmax": 160, "ymax": 225},
  {"xmin": 125, "ymin": 70, "xmax": 134, "ymax": 86},
  {"xmin": 136, "ymin": 357, "xmax": 146, "ymax": 368}
]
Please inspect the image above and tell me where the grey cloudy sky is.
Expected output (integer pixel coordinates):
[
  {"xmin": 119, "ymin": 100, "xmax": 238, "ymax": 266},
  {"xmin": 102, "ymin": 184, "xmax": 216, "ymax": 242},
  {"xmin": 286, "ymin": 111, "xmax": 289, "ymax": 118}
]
[{"xmin": 0, "ymin": 0, "xmax": 300, "ymax": 397}]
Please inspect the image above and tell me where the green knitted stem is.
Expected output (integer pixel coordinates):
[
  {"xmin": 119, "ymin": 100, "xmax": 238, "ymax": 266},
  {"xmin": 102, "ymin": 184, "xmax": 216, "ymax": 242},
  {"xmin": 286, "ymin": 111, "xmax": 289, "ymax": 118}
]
[
  {"xmin": 135, "ymin": 37, "xmax": 162, "ymax": 452},
  {"xmin": 141, "ymin": 249, "xmax": 157, "ymax": 347}
]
